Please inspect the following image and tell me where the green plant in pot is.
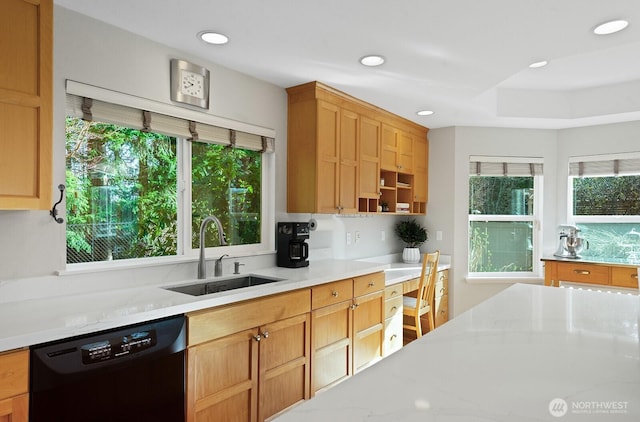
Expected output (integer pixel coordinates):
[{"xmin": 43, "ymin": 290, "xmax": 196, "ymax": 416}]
[{"xmin": 395, "ymin": 219, "xmax": 428, "ymax": 263}]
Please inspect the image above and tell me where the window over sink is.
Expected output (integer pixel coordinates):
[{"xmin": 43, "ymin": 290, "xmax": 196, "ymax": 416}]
[{"xmin": 64, "ymin": 90, "xmax": 273, "ymax": 265}]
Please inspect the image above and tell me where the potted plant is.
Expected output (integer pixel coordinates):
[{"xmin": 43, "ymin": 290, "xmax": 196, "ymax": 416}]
[{"xmin": 394, "ymin": 219, "xmax": 428, "ymax": 263}]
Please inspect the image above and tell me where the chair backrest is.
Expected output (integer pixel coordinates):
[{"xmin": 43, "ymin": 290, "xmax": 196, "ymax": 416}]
[{"xmin": 416, "ymin": 250, "xmax": 440, "ymax": 310}]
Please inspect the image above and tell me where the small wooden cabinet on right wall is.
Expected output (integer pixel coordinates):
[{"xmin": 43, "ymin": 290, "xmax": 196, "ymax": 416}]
[{"xmin": 286, "ymin": 81, "xmax": 429, "ymax": 215}]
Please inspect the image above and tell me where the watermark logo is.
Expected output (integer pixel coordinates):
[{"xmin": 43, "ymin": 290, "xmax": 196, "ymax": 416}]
[
  {"xmin": 548, "ymin": 398, "xmax": 629, "ymax": 417},
  {"xmin": 549, "ymin": 398, "xmax": 568, "ymax": 417}
]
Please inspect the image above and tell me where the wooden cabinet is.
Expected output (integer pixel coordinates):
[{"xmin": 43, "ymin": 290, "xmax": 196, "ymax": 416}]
[
  {"xmin": 413, "ymin": 137, "xmax": 428, "ymax": 214},
  {"xmin": 186, "ymin": 290, "xmax": 311, "ymax": 422},
  {"xmin": 310, "ymin": 272, "xmax": 384, "ymax": 395},
  {"xmin": 287, "ymin": 81, "xmax": 428, "ymax": 215},
  {"xmin": 382, "ymin": 285, "xmax": 403, "ymax": 356},
  {"xmin": 0, "ymin": 349, "xmax": 29, "ymax": 422},
  {"xmin": 358, "ymin": 116, "xmax": 381, "ymax": 213},
  {"xmin": 434, "ymin": 269, "xmax": 449, "ymax": 328},
  {"xmin": 0, "ymin": 0, "xmax": 52, "ymax": 210},
  {"xmin": 543, "ymin": 259, "xmax": 639, "ymax": 289}
]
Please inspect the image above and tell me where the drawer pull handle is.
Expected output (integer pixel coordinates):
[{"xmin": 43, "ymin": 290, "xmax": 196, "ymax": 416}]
[
  {"xmin": 440, "ymin": 287, "xmax": 445, "ymax": 293},
  {"xmin": 390, "ymin": 334, "xmax": 397, "ymax": 341},
  {"xmin": 390, "ymin": 306, "xmax": 397, "ymax": 312},
  {"xmin": 573, "ymin": 270, "xmax": 591, "ymax": 275},
  {"xmin": 331, "ymin": 291, "xmax": 339, "ymax": 297},
  {"xmin": 368, "ymin": 282, "xmax": 375, "ymax": 287},
  {"xmin": 632, "ymin": 274, "xmax": 638, "ymax": 279},
  {"xmin": 392, "ymin": 290, "xmax": 398, "ymax": 296}
]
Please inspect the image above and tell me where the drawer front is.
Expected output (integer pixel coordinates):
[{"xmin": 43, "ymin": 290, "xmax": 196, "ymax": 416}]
[
  {"xmin": 384, "ymin": 295, "xmax": 402, "ymax": 319},
  {"xmin": 435, "ymin": 269, "xmax": 449, "ymax": 299},
  {"xmin": 188, "ymin": 289, "xmax": 311, "ymax": 345},
  {"xmin": 611, "ymin": 267, "xmax": 639, "ymax": 288},
  {"xmin": 402, "ymin": 277, "xmax": 420, "ymax": 294},
  {"xmin": 434, "ymin": 294, "xmax": 449, "ymax": 328},
  {"xmin": 312, "ymin": 278, "xmax": 353, "ymax": 310},
  {"xmin": 382, "ymin": 314, "xmax": 402, "ymax": 357},
  {"xmin": 384, "ymin": 285, "xmax": 402, "ymax": 300},
  {"xmin": 353, "ymin": 272, "xmax": 384, "ymax": 297},
  {"xmin": 0, "ymin": 349, "xmax": 28, "ymax": 400},
  {"xmin": 557, "ymin": 262, "xmax": 609, "ymax": 285}
]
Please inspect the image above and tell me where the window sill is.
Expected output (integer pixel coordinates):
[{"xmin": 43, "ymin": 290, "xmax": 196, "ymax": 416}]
[{"xmin": 465, "ymin": 276, "xmax": 544, "ymax": 285}]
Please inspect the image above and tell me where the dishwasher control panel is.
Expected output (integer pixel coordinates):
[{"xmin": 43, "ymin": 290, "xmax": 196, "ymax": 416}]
[{"xmin": 81, "ymin": 329, "xmax": 157, "ymax": 364}]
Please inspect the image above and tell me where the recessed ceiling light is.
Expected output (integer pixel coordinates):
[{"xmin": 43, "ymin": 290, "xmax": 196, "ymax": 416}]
[
  {"xmin": 417, "ymin": 110, "xmax": 434, "ymax": 116},
  {"xmin": 199, "ymin": 31, "xmax": 229, "ymax": 45},
  {"xmin": 593, "ymin": 19, "xmax": 629, "ymax": 35},
  {"xmin": 529, "ymin": 60, "xmax": 548, "ymax": 69},
  {"xmin": 360, "ymin": 55, "xmax": 385, "ymax": 67}
]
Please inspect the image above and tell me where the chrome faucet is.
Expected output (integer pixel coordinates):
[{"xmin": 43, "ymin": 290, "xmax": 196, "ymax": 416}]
[{"xmin": 198, "ymin": 216, "xmax": 228, "ymax": 279}]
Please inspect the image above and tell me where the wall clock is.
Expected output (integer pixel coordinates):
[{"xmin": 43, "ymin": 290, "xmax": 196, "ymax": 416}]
[{"xmin": 170, "ymin": 59, "xmax": 210, "ymax": 109}]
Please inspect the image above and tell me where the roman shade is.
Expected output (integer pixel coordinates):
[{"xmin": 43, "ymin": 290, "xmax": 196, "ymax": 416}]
[
  {"xmin": 469, "ymin": 156, "xmax": 543, "ymax": 176},
  {"xmin": 569, "ymin": 153, "xmax": 640, "ymax": 177},
  {"xmin": 65, "ymin": 80, "xmax": 275, "ymax": 152}
]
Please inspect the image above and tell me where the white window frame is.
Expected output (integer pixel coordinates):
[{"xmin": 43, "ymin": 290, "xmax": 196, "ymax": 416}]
[{"xmin": 467, "ymin": 156, "xmax": 543, "ymax": 280}]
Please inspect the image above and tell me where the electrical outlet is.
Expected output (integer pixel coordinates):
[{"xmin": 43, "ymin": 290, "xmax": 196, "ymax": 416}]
[
  {"xmin": 346, "ymin": 232, "xmax": 352, "ymax": 245},
  {"xmin": 355, "ymin": 231, "xmax": 361, "ymax": 244},
  {"xmin": 436, "ymin": 230, "xmax": 443, "ymax": 241},
  {"xmin": 381, "ymin": 230, "xmax": 385, "ymax": 241}
]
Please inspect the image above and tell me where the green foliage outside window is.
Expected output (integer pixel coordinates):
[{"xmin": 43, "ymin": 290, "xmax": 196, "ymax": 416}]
[{"xmin": 65, "ymin": 116, "xmax": 261, "ymax": 264}]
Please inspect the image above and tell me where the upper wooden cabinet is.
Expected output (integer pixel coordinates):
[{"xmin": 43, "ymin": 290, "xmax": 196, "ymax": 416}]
[
  {"xmin": 0, "ymin": 0, "xmax": 52, "ymax": 210},
  {"xmin": 287, "ymin": 81, "xmax": 428, "ymax": 215}
]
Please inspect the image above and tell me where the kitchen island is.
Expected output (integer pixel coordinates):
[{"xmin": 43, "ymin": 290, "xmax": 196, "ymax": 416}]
[{"xmin": 273, "ymin": 283, "xmax": 640, "ymax": 422}]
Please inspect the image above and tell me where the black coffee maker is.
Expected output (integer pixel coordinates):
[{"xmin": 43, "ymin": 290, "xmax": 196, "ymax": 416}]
[{"xmin": 276, "ymin": 222, "xmax": 310, "ymax": 268}]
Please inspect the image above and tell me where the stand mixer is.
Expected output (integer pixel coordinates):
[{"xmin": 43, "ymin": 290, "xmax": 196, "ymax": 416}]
[{"xmin": 553, "ymin": 225, "xmax": 589, "ymax": 259}]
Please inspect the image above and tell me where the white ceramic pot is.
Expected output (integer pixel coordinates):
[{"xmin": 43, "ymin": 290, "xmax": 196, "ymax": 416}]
[{"xmin": 402, "ymin": 247, "xmax": 421, "ymax": 264}]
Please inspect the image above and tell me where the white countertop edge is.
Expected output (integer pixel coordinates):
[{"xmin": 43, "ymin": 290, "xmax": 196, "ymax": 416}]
[{"xmin": 0, "ymin": 259, "xmax": 390, "ymax": 352}]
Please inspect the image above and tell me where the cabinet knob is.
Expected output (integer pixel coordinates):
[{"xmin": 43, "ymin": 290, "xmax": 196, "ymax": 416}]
[
  {"xmin": 368, "ymin": 281, "xmax": 375, "ymax": 287},
  {"xmin": 253, "ymin": 334, "xmax": 262, "ymax": 342},
  {"xmin": 331, "ymin": 290, "xmax": 339, "ymax": 297},
  {"xmin": 260, "ymin": 331, "xmax": 269, "ymax": 339},
  {"xmin": 350, "ymin": 303, "xmax": 359, "ymax": 310}
]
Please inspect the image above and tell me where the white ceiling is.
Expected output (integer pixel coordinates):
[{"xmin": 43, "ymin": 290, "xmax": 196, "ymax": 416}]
[{"xmin": 55, "ymin": 0, "xmax": 640, "ymax": 130}]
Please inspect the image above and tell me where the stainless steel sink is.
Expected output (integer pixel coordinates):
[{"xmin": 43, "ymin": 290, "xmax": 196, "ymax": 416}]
[{"xmin": 164, "ymin": 274, "xmax": 284, "ymax": 296}]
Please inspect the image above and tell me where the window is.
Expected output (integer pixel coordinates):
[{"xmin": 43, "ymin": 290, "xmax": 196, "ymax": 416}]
[
  {"xmin": 468, "ymin": 157, "xmax": 542, "ymax": 276},
  {"xmin": 568, "ymin": 154, "xmax": 640, "ymax": 263},
  {"xmin": 64, "ymin": 87, "xmax": 273, "ymax": 265}
]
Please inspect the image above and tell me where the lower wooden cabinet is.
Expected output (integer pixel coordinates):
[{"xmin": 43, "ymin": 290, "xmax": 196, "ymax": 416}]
[
  {"xmin": 543, "ymin": 259, "xmax": 639, "ymax": 289},
  {"xmin": 310, "ymin": 272, "xmax": 384, "ymax": 395},
  {"xmin": 0, "ymin": 349, "xmax": 29, "ymax": 422},
  {"xmin": 186, "ymin": 290, "xmax": 311, "ymax": 422},
  {"xmin": 382, "ymin": 285, "xmax": 403, "ymax": 356}
]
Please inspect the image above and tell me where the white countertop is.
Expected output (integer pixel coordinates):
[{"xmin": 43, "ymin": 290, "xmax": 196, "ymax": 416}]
[
  {"xmin": 1, "ymin": 258, "xmax": 433, "ymax": 352},
  {"xmin": 274, "ymin": 283, "xmax": 640, "ymax": 422}
]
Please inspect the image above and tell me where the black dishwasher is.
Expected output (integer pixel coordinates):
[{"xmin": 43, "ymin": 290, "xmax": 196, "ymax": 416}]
[{"xmin": 30, "ymin": 315, "xmax": 186, "ymax": 422}]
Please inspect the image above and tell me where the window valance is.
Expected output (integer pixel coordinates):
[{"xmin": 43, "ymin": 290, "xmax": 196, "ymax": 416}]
[
  {"xmin": 65, "ymin": 80, "xmax": 275, "ymax": 153},
  {"xmin": 469, "ymin": 156, "xmax": 543, "ymax": 176},
  {"xmin": 569, "ymin": 153, "xmax": 640, "ymax": 177}
]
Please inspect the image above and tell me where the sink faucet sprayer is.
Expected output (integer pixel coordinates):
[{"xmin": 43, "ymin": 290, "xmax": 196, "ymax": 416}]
[{"xmin": 198, "ymin": 216, "xmax": 228, "ymax": 279}]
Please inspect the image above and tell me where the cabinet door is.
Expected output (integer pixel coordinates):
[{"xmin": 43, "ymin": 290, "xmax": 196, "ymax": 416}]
[
  {"xmin": 413, "ymin": 137, "xmax": 428, "ymax": 203},
  {"xmin": 186, "ymin": 329, "xmax": 259, "ymax": 422},
  {"xmin": 397, "ymin": 131, "xmax": 414, "ymax": 174},
  {"xmin": 316, "ymin": 100, "xmax": 340, "ymax": 213},
  {"xmin": 352, "ymin": 290, "xmax": 384, "ymax": 373},
  {"xmin": 311, "ymin": 300, "xmax": 353, "ymax": 394},
  {"xmin": 258, "ymin": 313, "xmax": 310, "ymax": 421},
  {"xmin": 0, "ymin": 393, "xmax": 28, "ymax": 422},
  {"xmin": 359, "ymin": 116, "xmax": 381, "ymax": 199},
  {"xmin": 380, "ymin": 124, "xmax": 398, "ymax": 171},
  {"xmin": 0, "ymin": 0, "xmax": 52, "ymax": 210},
  {"xmin": 339, "ymin": 109, "xmax": 359, "ymax": 213}
]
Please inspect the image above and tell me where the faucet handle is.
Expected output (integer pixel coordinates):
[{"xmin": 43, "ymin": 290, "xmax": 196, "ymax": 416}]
[{"xmin": 234, "ymin": 261, "xmax": 245, "ymax": 274}]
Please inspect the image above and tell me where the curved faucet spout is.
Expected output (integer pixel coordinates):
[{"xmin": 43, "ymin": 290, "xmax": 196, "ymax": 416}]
[{"xmin": 198, "ymin": 215, "xmax": 228, "ymax": 279}]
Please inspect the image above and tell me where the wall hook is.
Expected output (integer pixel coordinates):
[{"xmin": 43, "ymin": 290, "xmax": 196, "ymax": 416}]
[{"xmin": 50, "ymin": 184, "xmax": 65, "ymax": 224}]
